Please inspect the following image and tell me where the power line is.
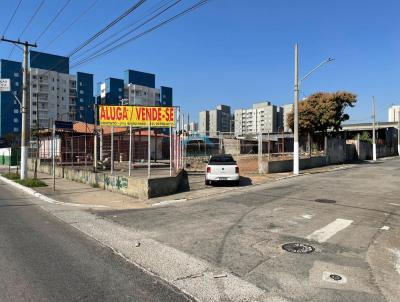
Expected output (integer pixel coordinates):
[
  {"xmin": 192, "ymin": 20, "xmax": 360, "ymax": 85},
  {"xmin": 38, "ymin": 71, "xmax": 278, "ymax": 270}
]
[
  {"xmin": 1, "ymin": 0, "xmax": 23, "ymax": 37},
  {"xmin": 71, "ymin": 0, "xmax": 182, "ymax": 62},
  {"xmin": 8, "ymin": 0, "xmax": 46, "ymax": 58},
  {"xmin": 35, "ymin": 0, "xmax": 72, "ymax": 43},
  {"xmin": 71, "ymin": 0, "xmax": 173, "ymax": 61},
  {"xmin": 71, "ymin": 0, "xmax": 208, "ymax": 69},
  {"xmin": 43, "ymin": 0, "xmax": 100, "ymax": 51},
  {"xmin": 67, "ymin": 0, "xmax": 147, "ymax": 57}
]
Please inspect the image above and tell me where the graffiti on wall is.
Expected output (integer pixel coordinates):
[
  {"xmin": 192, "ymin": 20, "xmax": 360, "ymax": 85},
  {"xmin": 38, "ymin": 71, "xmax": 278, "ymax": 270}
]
[{"xmin": 104, "ymin": 175, "xmax": 128, "ymax": 192}]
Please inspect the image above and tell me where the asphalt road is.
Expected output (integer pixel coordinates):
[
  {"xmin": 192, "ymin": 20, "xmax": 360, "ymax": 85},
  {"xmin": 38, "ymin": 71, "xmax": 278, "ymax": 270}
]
[
  {"xmin": 101, "ymin": 158, "xmax": 400, "ymax": 302},
  {"xmin": 0, "ymin": 182, "xmax": 192, "ymax": 302}
]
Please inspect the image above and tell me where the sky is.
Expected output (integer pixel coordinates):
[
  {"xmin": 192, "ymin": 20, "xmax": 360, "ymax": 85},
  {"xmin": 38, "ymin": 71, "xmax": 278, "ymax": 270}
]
[{"xmin": 0, "ymin": 0, "xmax": 399, "ymax": 123}]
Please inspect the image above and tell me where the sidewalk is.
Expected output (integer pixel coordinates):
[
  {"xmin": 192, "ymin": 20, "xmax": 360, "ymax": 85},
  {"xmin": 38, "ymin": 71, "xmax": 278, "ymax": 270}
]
[{"xmin": 0, "ymin": 161, "xmax": 357, "ymax": 210}]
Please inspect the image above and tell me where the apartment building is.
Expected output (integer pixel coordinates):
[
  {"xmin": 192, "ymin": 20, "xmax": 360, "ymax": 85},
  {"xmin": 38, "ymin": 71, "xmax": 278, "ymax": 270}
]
[
  {"xmin": 99, "ymin": 69, "xmax": 172, "ymax": 108},
  {"xmin": 234, "ymin": 102, "xmax": 294, "ymax": 136},
  {"xmin": 0, "ymin": 59, "xmax": 22, "ymax": 138},
  {"xmin": 234, "ymin": 102, "xmax": 277, "ymax": 136},
  {"xmin": 0, "ymin": 51, "xmax": 95, "ymax": 138},
  {"xmin": 388, "ymin": 105, "xmax": 400, "ymax": 122},
  {"xmin": 199, "ymin": 105, "xmax": 231, "ymax": 137},
  {"xmin": 29, "ymin": 51, "xmax": 94, "ymax": 129}
]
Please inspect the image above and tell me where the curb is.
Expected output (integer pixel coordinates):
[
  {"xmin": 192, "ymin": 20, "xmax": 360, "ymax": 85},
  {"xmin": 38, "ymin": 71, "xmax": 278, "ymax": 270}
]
[{"xmin": 0, "ymin": 175, "xmax": 109, "ymax": 208}]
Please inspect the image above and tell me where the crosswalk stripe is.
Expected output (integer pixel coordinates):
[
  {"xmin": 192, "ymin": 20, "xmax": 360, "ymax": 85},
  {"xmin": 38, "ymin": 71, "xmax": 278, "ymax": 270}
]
[{"xmin": 306, "ymin": 219, "xmax": 353, "ymax": 243}]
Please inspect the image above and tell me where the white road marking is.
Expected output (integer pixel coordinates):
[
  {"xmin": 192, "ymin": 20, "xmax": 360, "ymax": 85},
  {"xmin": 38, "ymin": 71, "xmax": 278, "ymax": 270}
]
[
  {"xmin": 301, "ymin": 214, "xmax": 313, "ymax": 220},
  {"xmin": 380, "ymin": 226, "xmax": 390, "ymax": 231},
  {"xmin": 389, "ymin": 203, "xmax": 400, "ymax": 206},
  {"xmin": 307, "ymin": 219, "xmax": 353, "ymax": 243},
  {"xmin": 388, "ymin": 249, "xmax": 400, "ymax": 274},
  {"xmin": 151, "ymin": 198, "xmax": 187, "ymax": 207}
]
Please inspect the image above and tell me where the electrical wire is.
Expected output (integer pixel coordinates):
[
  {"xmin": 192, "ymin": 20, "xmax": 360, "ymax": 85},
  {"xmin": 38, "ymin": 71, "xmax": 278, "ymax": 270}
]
[
  {"xmin": 67, "ymin": 0, "xmax": 147, "ymax": 57},
  {"xmin": 43, "ymin": 0, "xmax": 100, "ymax": 51},
  {"xmin": 8, "ymin": 0, "xmax": 46, "ymax": 58},
  {"xmin": 71, "ymin": 0, "xmax": 173, "ymax": 61},
  {"xmin": 35, "ymin": 0, "xmax": 72, "ymax": 43},
  {"xmin": 1, "ymin": 0, "xmax": 23, "ymax": 37},
  {"xmin": 71, "ymin": 0, "xmax": 208, "ymax": 69},
  {"xmin": 71, "ymin": 0, "xmax": 183, "ymax": 62}
]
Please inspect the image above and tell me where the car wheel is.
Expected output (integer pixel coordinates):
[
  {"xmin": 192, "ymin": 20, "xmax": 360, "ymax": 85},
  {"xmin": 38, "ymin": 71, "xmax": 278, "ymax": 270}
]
[
  {"xmin": 205, "ymin": 180, "xmax": 210, "ymax": 186},
  {"xmin": 234, "ymin": 180, "xmax": 240, "ymax": 186}
]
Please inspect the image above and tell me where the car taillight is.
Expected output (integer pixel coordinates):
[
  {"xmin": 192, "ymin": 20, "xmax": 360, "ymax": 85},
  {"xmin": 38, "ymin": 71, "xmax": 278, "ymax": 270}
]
[
  {"xmin": 235, "ymin": 166, "xmax": 239, "ymax": 174},
  {"xmin": 207, "ymin": 167, "xmax": 211, "ymax": 173}
]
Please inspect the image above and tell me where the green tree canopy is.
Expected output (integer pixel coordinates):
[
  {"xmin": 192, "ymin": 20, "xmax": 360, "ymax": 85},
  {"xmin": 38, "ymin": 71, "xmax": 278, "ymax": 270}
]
[{"xmin": 287, "ymin": 91, "xmax": 357, "ymax": 134}]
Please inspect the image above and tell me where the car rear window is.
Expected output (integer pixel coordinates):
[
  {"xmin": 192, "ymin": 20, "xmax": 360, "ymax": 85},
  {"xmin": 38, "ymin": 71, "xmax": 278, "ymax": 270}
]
[{"xmin": 209, "ymin": 155, "xmax": 236, "ymax": 164}]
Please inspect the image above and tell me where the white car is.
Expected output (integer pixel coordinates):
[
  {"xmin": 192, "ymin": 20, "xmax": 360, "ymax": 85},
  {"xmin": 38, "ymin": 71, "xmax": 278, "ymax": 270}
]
[{"xmin": 205, "ymin": 154, "xmax": 240, "ymax": 186}]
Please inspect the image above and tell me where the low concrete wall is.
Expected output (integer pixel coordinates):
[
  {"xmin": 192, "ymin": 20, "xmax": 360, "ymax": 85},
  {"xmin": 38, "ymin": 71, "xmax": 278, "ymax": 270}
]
[
  {"xmin": 27, "ymin": 159, "xmax": 187, "ymax": 199},
  {"xmin": 264, "ymin": 156, "xmax": 327, "ymax": 173}
]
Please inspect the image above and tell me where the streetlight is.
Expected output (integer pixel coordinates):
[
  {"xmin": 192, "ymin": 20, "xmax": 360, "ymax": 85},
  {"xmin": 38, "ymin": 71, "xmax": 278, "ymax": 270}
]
[{"xmin": 293, "ymin": 44, "xmax": 334, "ymax": 175}]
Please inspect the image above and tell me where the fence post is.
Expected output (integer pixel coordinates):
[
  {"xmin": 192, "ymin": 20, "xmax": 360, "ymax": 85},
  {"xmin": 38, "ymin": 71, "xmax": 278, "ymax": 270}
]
[
  {"xmin": 169, "ymin": 125, "xmax": 172, "ymax": 176},
  {"xmin": 129, "ymin": 125, "xmax": 132, "ymax": 177},
  {"xmin": 148, "ymin": 122, "xmax": 151, "ymax": 179},
  {"xmin": 111, "ymin": 126, "xmax": 114, "ymax": 174},
  {"xmin": 52, "ymin": 122, "xmax": 56, "ymax": 191}
]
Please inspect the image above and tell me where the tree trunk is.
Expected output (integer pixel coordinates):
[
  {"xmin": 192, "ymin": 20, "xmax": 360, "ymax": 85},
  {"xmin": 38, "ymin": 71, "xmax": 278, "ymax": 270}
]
[{"xmin": 307, "ymin": 132, "xmax": 312, "ymax": 158}]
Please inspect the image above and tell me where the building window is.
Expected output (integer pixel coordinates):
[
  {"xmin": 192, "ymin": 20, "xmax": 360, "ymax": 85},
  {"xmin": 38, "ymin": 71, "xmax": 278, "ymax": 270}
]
[
  {"xmin": 118, "ymin": 88, "xmax": 122, "ymax": 92},
  {"xmin": 79, "ymin": 82, "xmax": 83, "ymax": 86},
  {"xmin": 52, "ymin": 87, "xmax": 54, "ymax": 91},
  {"xmin": 33, "ymin": 84, "xmax": 37, "ymax": 88},
  {"xmin": 15, "ymin": 82, "xmax": 19, "ymax": 87},
  {"xmin": 80, "ymin": 90, "xmax": 84, "ymax": 94},
  {"xmin": 14, "ymin": 109, "xmax": 19, "ymax": 114},
  {"xmin": 80, "ymin": 98, "xmax": 84, "ymax": 103},
  {"xmin": 32, "ymin": 75, "xmax": 36, "ymax": 79},
  {"xmin": 13, "ymin": 127, "xmax": 19, "ymax": 132},
  {"xmin": 14, "ymin": 72, "xmax": 19, "ymax": 77},
  {"xmin": 13, "ymin": 118, "xmax": 18, "ymax": 123}
]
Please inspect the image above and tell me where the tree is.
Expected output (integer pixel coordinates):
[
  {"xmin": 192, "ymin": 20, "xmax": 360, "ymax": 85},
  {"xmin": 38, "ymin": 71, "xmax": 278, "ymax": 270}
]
[
  {"xmin": 287, "ymin": 91, "xmax": 357, "ymax": 134},
  {"xmin": 287, "ymin": 91, "xmax": 357, "ymax": 156}
]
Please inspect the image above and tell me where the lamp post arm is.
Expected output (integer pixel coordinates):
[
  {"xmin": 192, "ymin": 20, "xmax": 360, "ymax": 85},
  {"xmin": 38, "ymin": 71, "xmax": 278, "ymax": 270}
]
[{"xmin": 300, "ymin": 58, "xmax": 335, "ymax": 84}]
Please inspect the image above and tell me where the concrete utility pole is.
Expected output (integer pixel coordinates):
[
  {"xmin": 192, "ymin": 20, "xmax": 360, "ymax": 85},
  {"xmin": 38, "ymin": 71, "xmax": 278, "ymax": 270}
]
[
  {"xmin": 398, "ymin": 111, "xmax": 400, "ymax": 156},
  {"xmin": 1, "ymin": 37, "xmax": 37, "ymax": 180},
  {"xmin": 293, "ymin": 44, "xmax": 300, "ymax": 175},
  {"xmin": 372, "ymin": 96, "xmax": 377, "ymax": 161}
]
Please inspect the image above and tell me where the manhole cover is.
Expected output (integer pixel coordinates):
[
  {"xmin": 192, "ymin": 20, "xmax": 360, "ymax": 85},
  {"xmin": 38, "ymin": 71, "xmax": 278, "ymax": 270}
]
[
  {"xmin": 329, "ymin": 274, "xmax": 342, "ymax": 281},
  {"xmin": 315, "ymin": 199, "xmax": 336, "ymax": 204},
  {"xmin": 282, "ymin": 243, "xmax": 315, "ymax": 254}
]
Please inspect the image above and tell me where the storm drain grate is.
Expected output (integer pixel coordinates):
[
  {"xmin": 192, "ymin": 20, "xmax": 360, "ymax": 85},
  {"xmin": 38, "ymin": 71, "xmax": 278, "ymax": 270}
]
[
  {"xmin": 329, "ymin": 274, "xmax": 342, "ymax": 281},
  {"xmin": 282, "ymin": 243, "xmax": 315, "ymax": 254},
  {"xmin": 315, "ymin": 199, "xmax": 336, "ymax": 204}
]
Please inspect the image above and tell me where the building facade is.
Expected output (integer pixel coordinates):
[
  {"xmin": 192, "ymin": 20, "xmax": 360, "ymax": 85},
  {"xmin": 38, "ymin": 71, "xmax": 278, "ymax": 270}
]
[
  {"xmin": 234, "ymin": 102, "xmax": 277, "ymax": 136},
  {"xmin": 29, "ymin": 51, "xmax": 94, "ymax": 129},
  {"xmin": 388, "ymin": 105, "xmax": 400, "ymax": 122},
  {"xmin": 99, "ymin": 69, "xmax": 172, "ymax": 108},
  {"xmin": 0, "ymin": 59, "xmax": 22, "ymax": 138},
  {"xmin": 234, "ymin": 102, "xmax": 293, "ymax": 136},
  {"xmin": 199, "ymin": 105, "xmax": 231, "ymax": 137}
]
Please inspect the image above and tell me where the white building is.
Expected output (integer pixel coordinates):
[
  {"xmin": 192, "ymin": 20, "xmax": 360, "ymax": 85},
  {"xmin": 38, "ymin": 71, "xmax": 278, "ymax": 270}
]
[
  {"xmin": 29, "ymin": 68, "xmax": 77, "ymax": 129},
  {"xmin": 124, "ymin": 83, "xmax": 160, "ymax": 106},
  {"xmin": 280, "ymin": 104, "xmax": 293, "ymax": 132},
  {"xmin": 388, "ymin": 105, "xmax": 400, "ymax": 122},
  {"xmin": 234, "ymin": 102, "xmax": 278, "ymax": 136},
  {"xmin": 184, "ymin": 122, "xmax": 198, "ymax": 135}
]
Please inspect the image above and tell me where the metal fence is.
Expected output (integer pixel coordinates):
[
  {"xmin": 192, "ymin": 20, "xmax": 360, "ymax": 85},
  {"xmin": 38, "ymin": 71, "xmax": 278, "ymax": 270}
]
[{"xmin": 27, "ymin": 125, "xmax": 184, "ymax": 180}]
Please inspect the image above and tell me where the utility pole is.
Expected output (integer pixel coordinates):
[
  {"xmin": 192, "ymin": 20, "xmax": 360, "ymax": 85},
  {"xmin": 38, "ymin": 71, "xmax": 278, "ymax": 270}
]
[
  {"xmin": 398, "ymin": 111, "xmax": 400, "ymax": 156},
  {"xmin": 372, "ymin": 96, "xmax": 377, "ymax": 161},
  {"xmin": 1, "ymin": 37, "xmax": 37, "ymax": 180},
  {"xmin": 293, "ymin": 43, "xmax": 300, "ymax": 175}
]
